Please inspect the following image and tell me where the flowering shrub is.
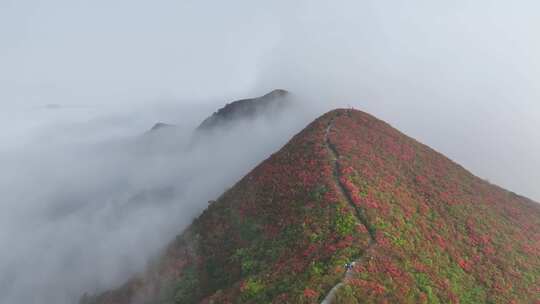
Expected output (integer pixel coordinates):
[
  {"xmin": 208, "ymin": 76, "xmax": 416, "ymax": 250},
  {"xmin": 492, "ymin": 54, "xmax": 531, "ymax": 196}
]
[
  {"xmin": 303, "ymin": 288, "xmax": 318, "ymax": 299},
  {"xmin": 325, "ymin": 110, "xmax": 540, "ymax": 303}
]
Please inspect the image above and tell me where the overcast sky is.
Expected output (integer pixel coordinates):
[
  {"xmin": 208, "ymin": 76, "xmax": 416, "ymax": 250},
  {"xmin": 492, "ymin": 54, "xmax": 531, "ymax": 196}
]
[
  {"xmin": 2, "ymin": 0, "xmax": 538, "ymax": 200},
  {"xmin": 0, "ymin": 1, "xmax": 539, "ymax": 302}
]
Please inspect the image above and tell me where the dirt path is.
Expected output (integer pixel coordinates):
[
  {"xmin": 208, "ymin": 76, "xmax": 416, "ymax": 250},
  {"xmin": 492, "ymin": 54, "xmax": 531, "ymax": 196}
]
[{"xmin": 320, "ymin": 118, "xmax": 376, "ymax": 304}]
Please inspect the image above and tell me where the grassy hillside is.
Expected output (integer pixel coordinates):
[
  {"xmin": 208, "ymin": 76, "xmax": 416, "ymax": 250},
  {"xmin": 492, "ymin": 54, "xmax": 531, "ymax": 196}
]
[{"xmin": 83, "ymin": 109, "xmax": 539, "ymax": 304}]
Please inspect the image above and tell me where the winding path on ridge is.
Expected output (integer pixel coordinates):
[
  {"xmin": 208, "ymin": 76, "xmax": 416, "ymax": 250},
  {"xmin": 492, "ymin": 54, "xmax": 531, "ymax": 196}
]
[{"xmin": 320, "ymin": 116, "xmax": 377, "ymax": 304}]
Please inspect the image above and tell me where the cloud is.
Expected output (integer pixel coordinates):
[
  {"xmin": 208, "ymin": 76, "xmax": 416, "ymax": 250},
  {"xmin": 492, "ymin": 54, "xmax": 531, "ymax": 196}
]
[
  {"xmin": 0, "ymin": 98, "xmax": 314, "ymax": 303},
  {"xmin": 254, "ymin": 0, "xmax": 540, "ymax": 201}
]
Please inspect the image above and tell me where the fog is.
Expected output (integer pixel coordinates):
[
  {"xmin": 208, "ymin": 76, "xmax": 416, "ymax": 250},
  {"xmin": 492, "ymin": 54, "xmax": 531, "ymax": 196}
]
[
  {"xmin": 0, "ymin": 99, "xmax": 316, "ymax": 303},
  {"xmin": 1, "ymin": 1, "xmax": 539, "ymax": 303}
]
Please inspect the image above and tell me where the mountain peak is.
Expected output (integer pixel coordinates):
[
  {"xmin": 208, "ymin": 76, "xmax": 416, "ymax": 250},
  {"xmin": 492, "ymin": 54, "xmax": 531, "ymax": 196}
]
[
  {"xmin": 83, "ymin": 109, "xmax": 540, "ymax": 304},
  {"xmin": 261, "ymin": 88, "xmax": 289, "ymax": 99},
  {"xmin": 149, "ymin": 122, "xmax": 174, "ymax": 132},
  {"xmin": 196, "ymin": 89, "xmax": 290, "ymax": 131}
]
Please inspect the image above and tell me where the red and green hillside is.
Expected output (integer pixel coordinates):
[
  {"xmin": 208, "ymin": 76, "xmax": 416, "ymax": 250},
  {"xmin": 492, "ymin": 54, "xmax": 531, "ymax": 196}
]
[{"xmin": 82, "ymin": 109, "xmax": 540, "ymax": 304}]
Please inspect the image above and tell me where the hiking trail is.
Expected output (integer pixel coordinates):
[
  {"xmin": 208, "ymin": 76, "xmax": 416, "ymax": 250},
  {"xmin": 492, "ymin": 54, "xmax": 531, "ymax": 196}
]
[{"xmin": 320, "ymin": 116, "xmax": 376, "ymax": 304}]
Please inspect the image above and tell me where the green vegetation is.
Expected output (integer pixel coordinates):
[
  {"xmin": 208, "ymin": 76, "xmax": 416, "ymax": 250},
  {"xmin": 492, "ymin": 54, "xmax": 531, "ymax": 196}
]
[
  {"xmin": 171, "ymin": 266, "xmax": 199, "ymax": 303},
  {"xmin": 334, "ymin": 207, "xmax": 356, "ymax": 236},
  {"xmin": 240, "ymin": 278, "xmax": 265, "ymax": 301}
]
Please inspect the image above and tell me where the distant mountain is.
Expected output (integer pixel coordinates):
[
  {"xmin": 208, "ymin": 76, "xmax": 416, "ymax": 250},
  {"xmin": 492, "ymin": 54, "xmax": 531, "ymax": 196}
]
[
  {"xmin": 44, "ymin": 103, "xmax": 62, "ymax": 109},
  {"xmin": 148, "ymin": 122, "xmax": 175, "ymax": 132},
  {"xmin": 144, "ymin": 89, "xmax": 290, "ymax": 136},
  {"xmin": 196, "ymin": 89, "xmax": 290, "ymax": 132},
  {"xmin": 82, "ymin": 109, "xmax": 540, "ymax": 304}
]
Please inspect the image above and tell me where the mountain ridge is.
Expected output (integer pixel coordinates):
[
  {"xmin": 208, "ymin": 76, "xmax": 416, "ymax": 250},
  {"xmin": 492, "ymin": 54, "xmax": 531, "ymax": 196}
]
[
  {"xmin": 83, "ymin": 109, "xmax": 540, "ymax": 304},
  {"xmin": 196, "ymin": 89, "xmax": 290, "ymax": 132},
  {"xmin": 143, "ymin": 89, "xmax": 290, "ymax": 137}
]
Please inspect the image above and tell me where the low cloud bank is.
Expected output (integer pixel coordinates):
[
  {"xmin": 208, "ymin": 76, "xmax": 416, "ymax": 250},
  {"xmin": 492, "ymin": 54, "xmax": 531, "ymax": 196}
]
[{"xmin": 0, "ymin": 98, "xmax": 315, "ymax": 304}]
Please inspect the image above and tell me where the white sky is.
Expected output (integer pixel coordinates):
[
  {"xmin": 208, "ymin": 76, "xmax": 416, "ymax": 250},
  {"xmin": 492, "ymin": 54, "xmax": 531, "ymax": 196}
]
[{"xmin": 1, "ymin": 1, "xmax": 539, "ymax": 199}]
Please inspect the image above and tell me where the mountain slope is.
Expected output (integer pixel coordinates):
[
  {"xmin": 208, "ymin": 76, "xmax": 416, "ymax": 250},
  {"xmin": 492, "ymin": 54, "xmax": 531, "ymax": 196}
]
[{"xmin": 82, "ymin": 109, "xmax": 540, "ymax": 304}]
